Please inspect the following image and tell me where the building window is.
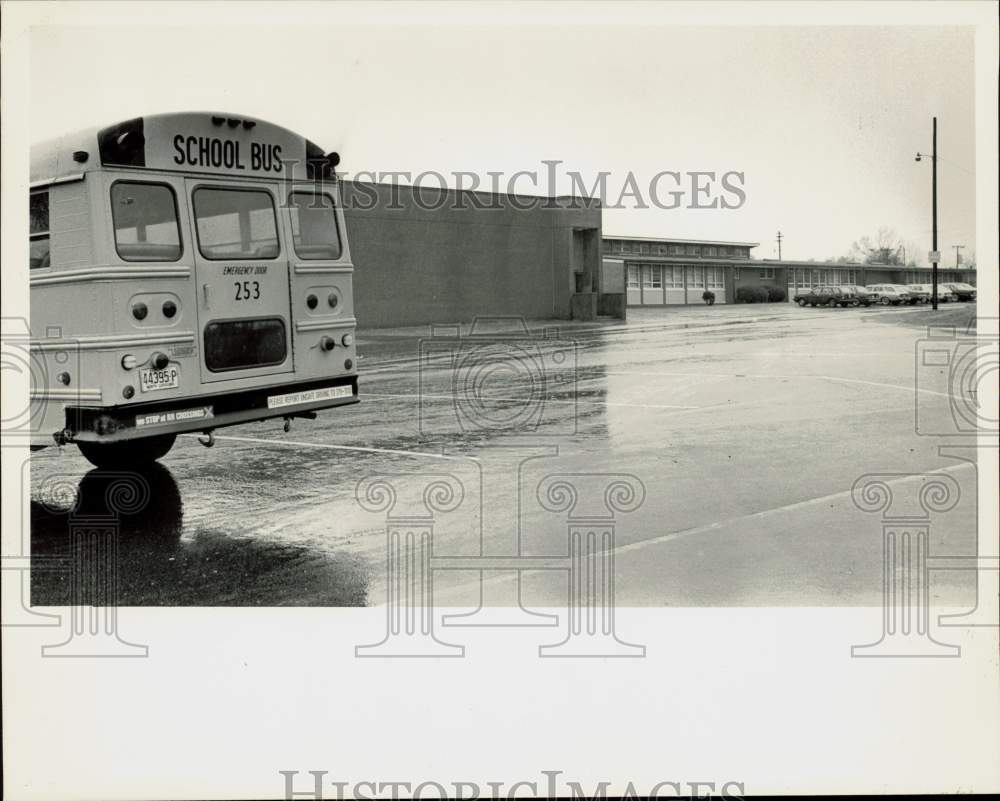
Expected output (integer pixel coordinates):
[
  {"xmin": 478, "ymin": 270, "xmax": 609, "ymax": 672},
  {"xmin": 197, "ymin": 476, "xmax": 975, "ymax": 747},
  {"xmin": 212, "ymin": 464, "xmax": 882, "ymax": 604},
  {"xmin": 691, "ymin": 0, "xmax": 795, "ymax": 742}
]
[
  {"xmin": 30, "ymin": 191, "xmax": 50, "ymax": 269},
  {"xmin": 626, "ymin": 264, "xmax": 640, "ymax": 289},
  {"xmin": 670, "ymin": 244, "xmax": 683, "ymax": 255},
  {"xmin": 707, "ymin": 267, "xmax": 725, "ymax": 290},
  {"xmin": 665, "ymin": 266, "xmax": 684, "ymax": 288},
  {"xmin": 639, "ymin": 243, "xmax": 650, "ymax": 255},
  {"xmin": 642, "ymin": 265, "xmax": 663, "ymax": 289},
  {"xmin": 760, "ymin": 267, "xmax": 775, "ymax": 279},
  {"xmin": 686, "ymin": 266, "xmax": 705, "ymax": 288},
  {"xmin": 718, "ymin": 246, "xmax": 729, "ymax": 257},
  {"xmin": 686, "ymin": 244, "xmax": 699, "ymax": 256},
  {"xmin": 706, "ymin": 246, "xmax": 717, "ymax": 257},
  {"xmin": 656, "ymin": 244, "xmax": 668, "ymax": 255}
]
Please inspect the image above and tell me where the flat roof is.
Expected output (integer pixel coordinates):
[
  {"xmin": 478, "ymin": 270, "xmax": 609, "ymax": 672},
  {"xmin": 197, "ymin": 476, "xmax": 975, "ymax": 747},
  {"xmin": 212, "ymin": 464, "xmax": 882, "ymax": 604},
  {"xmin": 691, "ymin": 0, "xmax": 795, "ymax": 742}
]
[{"xmin": 603, "ymin": 234, "xmax": 760, "ymax": 248}]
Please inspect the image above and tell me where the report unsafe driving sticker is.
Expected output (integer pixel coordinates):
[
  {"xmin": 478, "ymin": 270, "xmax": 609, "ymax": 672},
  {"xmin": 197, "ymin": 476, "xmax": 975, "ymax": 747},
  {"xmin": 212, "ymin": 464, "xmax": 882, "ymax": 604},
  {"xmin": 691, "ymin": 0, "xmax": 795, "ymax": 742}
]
[{"xmin": 267, "ymin": 385, "xmax": 353, "ymax": 409}]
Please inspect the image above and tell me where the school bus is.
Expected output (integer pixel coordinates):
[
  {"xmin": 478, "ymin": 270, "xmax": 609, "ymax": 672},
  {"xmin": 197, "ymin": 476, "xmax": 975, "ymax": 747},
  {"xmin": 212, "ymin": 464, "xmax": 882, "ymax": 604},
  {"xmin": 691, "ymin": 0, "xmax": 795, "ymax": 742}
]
[{"xmin": 28, "ymin": 112, "xmax": 358, "ymax": 468}]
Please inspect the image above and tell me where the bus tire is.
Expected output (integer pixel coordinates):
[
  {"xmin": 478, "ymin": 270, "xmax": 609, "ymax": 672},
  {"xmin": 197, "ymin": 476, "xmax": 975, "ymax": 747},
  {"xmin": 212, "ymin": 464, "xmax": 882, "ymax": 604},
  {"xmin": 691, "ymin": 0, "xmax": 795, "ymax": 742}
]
[{"xmin": 77, "ymin": 434, "xmax": 176, "ymax": 469}]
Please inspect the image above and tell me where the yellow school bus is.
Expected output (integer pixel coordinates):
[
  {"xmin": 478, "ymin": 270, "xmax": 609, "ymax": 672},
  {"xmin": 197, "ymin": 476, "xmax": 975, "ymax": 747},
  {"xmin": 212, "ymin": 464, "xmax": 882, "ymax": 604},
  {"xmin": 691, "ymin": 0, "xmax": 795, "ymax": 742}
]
[{"xmin": 28, "ymin": 112, "xmax": 358, "ymax": 467}]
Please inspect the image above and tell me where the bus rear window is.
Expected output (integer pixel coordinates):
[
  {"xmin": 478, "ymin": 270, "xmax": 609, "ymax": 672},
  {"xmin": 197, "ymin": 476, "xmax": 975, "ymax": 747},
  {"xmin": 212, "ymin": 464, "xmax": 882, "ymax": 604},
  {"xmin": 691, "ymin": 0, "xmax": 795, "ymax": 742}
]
[
  {"xmin": 111, "ymin": 182, "xmax": 182, "ymax": 262},
  {"xmin": 30, "ymin": 192, "xmax": 50, "ymax": 269},
  {"xmin": 288, "ymin": 192, "xmax": 342, "ymax": 260},
  {"xmin": 193, "ymin": 188, "xmax": 279, "ymax": 260}
]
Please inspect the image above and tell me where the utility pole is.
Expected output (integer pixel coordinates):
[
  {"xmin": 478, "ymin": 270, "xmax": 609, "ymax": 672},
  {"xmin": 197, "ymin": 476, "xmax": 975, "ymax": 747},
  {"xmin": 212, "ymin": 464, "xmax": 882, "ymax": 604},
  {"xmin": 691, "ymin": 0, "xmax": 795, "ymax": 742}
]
[
  {"xmin": 932, "ymin": 117, "xmax": 938, "ymax": 310},
  {"xmin": 953, "ymin": 244, "xmax": 965, "ymax": 267},
  {"xmin": 916, "ymin": 118, "xmax": 939, "ymax": 308},
  {"xmin": 776, "ymin": 231, "xmax": 783, "ymax": 261}
]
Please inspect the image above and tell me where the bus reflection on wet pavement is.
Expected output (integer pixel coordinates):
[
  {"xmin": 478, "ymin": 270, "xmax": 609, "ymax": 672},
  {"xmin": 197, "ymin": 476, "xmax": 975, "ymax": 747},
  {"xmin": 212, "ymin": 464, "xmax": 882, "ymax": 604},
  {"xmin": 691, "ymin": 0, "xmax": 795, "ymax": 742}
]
[{"xmin": 30, "ymin": 463, "xmax": 370, "ymax": 607}]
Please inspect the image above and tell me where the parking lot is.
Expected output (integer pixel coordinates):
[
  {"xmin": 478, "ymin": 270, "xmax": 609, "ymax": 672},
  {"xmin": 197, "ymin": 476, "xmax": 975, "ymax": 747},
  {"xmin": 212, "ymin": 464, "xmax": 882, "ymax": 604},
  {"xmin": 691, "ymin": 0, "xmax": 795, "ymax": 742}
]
[{"xmin": 30, "ymin": 301, "xmax": 980, "ymax": 608}]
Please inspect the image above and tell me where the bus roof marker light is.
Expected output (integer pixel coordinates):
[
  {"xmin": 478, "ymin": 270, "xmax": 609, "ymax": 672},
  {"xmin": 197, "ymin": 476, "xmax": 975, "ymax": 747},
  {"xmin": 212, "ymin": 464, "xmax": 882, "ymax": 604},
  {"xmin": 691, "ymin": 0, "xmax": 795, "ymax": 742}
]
[
  {"xmin": 72, "ymin": 150, "xmax": 89, "ymax": 163},
  {"xmin": 227, "ymin": 118, "xmax": 240, "ymax": 128},
  {"xmin": 326, "ymin": 152, "xmax": 341, "ymax": 168},
  {"xmin": 242, "ymin": 120, "xmax": 256, "ymax": 130},
  {"xmin": 211, "ymin": 116, "xmax": 225, "ymax": 126}
]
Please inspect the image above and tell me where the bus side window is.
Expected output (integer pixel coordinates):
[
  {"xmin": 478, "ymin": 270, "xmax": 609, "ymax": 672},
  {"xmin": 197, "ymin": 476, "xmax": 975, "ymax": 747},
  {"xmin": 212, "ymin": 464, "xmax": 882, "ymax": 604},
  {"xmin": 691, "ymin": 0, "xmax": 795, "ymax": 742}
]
[
  {"xmin": 30, "ymin": 192, "xmax": 50, "ymax": 269},
  {"xmin": 111, "ymin": 182, "xmax": 182, "ymax": 262}
]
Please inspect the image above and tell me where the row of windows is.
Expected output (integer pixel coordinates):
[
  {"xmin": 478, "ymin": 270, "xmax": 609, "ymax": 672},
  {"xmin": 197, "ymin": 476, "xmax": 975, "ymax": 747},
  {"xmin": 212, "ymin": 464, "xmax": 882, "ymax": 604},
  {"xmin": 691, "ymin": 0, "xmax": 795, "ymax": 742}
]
[
  {"xmin": 626, "ymin": 264, "xmax": 726, "ymax": 290},
  {"xmin": 607, "ymin": 240, "xmax": 750, "ymax": 259},
  {"xmin": 30, "ymin": 182, "xmax": 342, "ymax": 268},
  {"xmin": 903, "ymin": 270, "xmax": 962, "ymax": 284},
  {"xmin": 790, "ymin": 268, "xmax": 860, "ymax": 286}
]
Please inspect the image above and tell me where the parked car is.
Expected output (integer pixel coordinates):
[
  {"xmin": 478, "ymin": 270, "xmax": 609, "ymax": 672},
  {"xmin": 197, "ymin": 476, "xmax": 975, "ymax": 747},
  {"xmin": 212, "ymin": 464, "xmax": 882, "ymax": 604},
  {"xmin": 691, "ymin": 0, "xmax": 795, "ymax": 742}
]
[
  {"xmin": 905, "ymin": 284, "xmax": 932, "ymax": 304},
  {"xmin": 866, "ymin": 284, "xmax": 912, "ymax": 305},
  {"xmin": 793, "ymin": 285, "xmax": 861, "ymax": 308},
  {"xmin": 843, "ymin": 285, "xmax": 875, "ymax": 306},
  {"xmin": 943, "ymin": 282, "xmax": 977, "ymax": 302},
  {"xmin": 908, "ymin": 283, "xmax": 956, "ymax": 303}
]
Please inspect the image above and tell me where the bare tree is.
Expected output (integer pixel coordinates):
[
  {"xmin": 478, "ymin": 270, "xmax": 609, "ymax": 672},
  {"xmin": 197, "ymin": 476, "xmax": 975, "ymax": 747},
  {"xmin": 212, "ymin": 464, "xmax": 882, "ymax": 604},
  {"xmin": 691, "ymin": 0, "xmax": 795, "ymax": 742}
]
[{"xmin": 845, "ymin": 227, "xmax": 909, "ymax": 265}]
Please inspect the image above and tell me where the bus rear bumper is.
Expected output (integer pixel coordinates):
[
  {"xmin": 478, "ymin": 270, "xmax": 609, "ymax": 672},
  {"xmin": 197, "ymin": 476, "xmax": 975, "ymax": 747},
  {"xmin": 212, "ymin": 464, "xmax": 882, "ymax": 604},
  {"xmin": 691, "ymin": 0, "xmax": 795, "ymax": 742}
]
[{"xmin": 62, "ymin": 375, "xmax": 359, "ymax": 444}]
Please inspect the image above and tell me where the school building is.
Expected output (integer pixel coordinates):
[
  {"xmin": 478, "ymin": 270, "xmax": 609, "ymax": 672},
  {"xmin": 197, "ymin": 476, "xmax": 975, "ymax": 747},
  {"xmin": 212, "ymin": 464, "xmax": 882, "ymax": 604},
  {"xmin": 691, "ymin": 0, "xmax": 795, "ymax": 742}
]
[{"xmin": 600, "ymin": 235, "xmax": 977, "ymax": 308}]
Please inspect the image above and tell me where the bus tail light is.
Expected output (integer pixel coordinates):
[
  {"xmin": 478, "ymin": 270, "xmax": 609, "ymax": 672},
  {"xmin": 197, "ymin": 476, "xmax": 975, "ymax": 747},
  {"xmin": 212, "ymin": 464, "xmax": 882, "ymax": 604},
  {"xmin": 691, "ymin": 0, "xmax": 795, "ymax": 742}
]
[
  {"xmin": 341, "ymin": 333, "xmax": 354, "ymax": 347},
  {"xmin": 121, "ymin": 354, "xmax": 137, "ymax": 370},
  {"xmin": 151, "ymin": 352, "xmax": 169, "ymax": 370},
  {"xmin": 319, "ymin": 336, "xmax": 336, "ymax": 352}
]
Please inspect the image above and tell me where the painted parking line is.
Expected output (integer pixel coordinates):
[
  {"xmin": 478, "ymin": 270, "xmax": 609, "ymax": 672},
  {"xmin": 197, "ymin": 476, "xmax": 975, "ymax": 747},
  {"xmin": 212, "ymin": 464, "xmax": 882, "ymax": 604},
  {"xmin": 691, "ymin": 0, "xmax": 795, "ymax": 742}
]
[
  {"xmin": 434, "ymin": 462, "xmax": 977, "ymax": 598},
  {"xmin": 361, "ymin": 391, "xmax": 702, "ymax": 410},
  {"xmin": 604, "ymin": 369, "xmax": 952, "ymax": 398},
  {"xmin": 611, "ymin": 462, "xmax": 975, "ymax": 556},
  {"xmin": 184, "ymin": 433, "xmax": 467, "ymax": 461}
]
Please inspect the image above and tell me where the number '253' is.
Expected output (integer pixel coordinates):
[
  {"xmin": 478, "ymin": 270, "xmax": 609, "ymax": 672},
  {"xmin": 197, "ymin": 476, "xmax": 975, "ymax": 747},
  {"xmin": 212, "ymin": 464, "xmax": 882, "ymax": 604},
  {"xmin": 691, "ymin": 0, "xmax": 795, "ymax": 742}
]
[{"xmin": 234, "ymin": 280, "xmax": 260, "ymax": 301}]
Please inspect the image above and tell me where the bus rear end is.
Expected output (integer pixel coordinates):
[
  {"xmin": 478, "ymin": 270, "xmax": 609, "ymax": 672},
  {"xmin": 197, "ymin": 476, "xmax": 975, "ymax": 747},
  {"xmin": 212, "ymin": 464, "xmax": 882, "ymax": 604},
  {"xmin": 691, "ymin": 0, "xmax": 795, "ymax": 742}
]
[{"xmin": 29, "ymin": 113, "xmax": 359, "ymax": 468}]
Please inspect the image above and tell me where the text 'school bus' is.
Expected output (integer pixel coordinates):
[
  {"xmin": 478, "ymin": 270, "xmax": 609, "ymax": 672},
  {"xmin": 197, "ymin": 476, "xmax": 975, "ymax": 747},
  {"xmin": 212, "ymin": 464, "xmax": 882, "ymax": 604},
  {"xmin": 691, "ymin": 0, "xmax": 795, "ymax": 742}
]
[{"xmin": 28, "ymin": 112, "xmax": 358, "ymax": 468}]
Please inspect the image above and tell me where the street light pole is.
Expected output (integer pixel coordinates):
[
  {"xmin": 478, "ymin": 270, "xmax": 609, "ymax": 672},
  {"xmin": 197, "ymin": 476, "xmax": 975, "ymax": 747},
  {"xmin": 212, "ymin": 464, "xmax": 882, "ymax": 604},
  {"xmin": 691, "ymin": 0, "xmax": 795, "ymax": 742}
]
[
  {"xmin": 932, "ymin": 116, "xmax": 938, "ymax": 310},
  {"xmin": 776, "ymin": 231, "xmax": 783, "ymax": 261},
  {"xmin": 953, "ymin": 244, "xmax": 965, "ymax": 267}
]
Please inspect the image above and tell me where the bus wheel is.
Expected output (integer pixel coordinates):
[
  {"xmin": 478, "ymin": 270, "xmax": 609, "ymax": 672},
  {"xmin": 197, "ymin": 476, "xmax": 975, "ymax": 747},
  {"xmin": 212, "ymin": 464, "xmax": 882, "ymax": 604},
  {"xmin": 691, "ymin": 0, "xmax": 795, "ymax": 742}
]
[{"xmin": 77, "ymin": 434, "xmax": 176, "ymax": 469}]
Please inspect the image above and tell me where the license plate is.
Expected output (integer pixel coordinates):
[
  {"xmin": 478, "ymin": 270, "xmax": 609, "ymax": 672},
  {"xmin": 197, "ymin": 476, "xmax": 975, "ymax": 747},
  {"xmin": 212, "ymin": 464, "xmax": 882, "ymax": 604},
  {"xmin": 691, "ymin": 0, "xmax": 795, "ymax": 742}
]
[
  {"xmin": 139, "ymin": 366, "xmax": 180, "ymax": 393},
  {"xmin": 267, "ymin": 384, "xmax": 353, "ymax": 409}
]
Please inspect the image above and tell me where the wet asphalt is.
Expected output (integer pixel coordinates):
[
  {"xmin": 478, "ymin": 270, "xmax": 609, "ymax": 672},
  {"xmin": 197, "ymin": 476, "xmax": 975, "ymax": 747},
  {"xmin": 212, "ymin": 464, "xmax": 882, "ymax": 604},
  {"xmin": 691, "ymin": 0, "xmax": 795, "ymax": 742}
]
[{"xmin": 30, "ymin": 302, "xmax": 981, "ymax": 608}]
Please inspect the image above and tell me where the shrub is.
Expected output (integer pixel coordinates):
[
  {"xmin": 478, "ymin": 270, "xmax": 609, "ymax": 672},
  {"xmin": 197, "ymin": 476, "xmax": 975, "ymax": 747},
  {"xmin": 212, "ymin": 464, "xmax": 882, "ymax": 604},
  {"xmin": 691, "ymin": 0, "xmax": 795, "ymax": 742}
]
[
  {"xmin": 702, "ymin": 290, "xmax": 715, "ymax": 305},
  {"xmin": 736, "ymin": 286, "xmax": 770, "ymax": 303},
  {"xmin": 765, "ymin": 285, "xmax": 786, "ymax": 302}
]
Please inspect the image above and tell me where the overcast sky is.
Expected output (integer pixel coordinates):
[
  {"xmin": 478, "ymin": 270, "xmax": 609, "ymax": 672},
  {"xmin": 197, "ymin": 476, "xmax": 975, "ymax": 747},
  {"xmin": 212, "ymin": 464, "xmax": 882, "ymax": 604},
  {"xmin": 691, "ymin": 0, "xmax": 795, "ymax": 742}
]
[{"xmin": 30, "ymin": 21, "xmax": 976, "ymax": 264}]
